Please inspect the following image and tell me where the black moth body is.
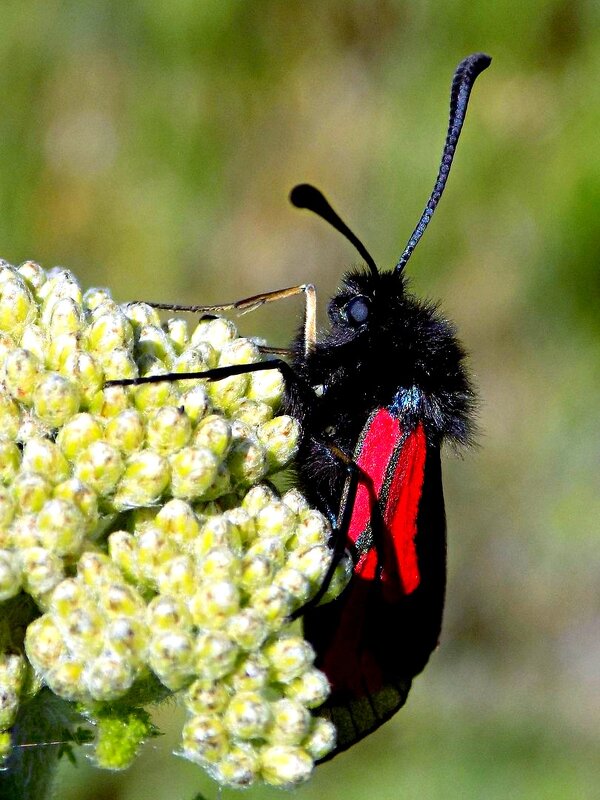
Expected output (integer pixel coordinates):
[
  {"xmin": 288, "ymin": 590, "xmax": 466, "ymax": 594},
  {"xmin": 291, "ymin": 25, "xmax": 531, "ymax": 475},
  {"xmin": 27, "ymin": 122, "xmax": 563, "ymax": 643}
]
[{"xmin": 109, "ymin": 52, "xmax": 491, "ymax": 759}]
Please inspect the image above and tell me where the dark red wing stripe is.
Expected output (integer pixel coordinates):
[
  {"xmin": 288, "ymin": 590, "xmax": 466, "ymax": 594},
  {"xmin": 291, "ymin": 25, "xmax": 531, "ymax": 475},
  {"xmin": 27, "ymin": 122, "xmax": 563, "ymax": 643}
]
[{"xmin": 349, "ymin": 409, "xmax": 427, "ymax": 598}]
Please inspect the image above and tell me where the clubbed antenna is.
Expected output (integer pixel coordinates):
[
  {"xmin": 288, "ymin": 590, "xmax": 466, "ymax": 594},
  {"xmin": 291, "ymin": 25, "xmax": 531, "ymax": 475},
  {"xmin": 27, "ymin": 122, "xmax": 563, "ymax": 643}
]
[
  {"xmin": 290, "ymin": 183, "xmax": 379, "ymax": 278},
  {"xmin": 395, "ymin": 52, "xmax": 491, "ymax": 274}
]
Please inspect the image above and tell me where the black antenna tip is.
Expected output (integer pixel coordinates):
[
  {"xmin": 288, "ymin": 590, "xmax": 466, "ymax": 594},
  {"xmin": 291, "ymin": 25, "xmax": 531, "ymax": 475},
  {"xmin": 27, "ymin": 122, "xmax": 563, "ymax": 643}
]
[
  {"xmin": 289, "ymin": 183, "xmax": 379, "ymax": 277},
  {"xmin": 290, "ymin": 183, "xmax": 322, "ymax": 210}
]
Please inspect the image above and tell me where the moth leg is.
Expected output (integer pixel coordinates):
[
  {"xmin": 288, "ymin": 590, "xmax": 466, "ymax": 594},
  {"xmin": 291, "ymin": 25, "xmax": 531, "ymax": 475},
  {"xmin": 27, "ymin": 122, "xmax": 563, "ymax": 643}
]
[
  {"xmin": 291, "ymin": 443, "xmax": 363, "ymax": 618},
  {"xmin": 104, "ymin": 357, "xmax": 316, "ymax": 407},
  {"xmin": 130, "ymin": 283, "xmax": 317, "ymax": 356}
]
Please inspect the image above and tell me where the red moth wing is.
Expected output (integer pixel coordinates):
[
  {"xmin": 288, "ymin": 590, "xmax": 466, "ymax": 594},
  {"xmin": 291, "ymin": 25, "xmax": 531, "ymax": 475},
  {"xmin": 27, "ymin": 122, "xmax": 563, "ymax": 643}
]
[{"xmin": 304, "ymin": 409, "xmax": 447, "ymax": 758}]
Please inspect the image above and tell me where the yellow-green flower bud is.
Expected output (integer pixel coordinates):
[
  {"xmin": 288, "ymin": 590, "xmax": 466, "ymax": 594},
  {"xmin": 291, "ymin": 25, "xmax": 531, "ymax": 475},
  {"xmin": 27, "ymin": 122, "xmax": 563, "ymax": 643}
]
[
  {"xmin": 0, "ymin": 686, "xmax": 19, "ymax": 730},
  {"xmin": 240, "ymin": 554, "xmax": 273, "ymax": 593},
  {"xmin": 12, "ymin": 472, "xmax": 52, "ymax": 513},
  {"xmin": 288, "ymin": 545, "xmax": 332, "ymax": 590},
  {"xmin": 226, "ymin": 609, "xmax": 268, "ymax": 651},
  {"xmin": 180, "ymin": 385, "xmax": 210, "ymax": 423},
  {"xmin": 82, "ymin": 286, "xmax": 111, "ymax": 311},
  {"xmin": 155, "ymin": 555, "xmax": 196, "ymax": 597},
  {"xmin": 85, "ymin": 651, "xmax": 136, "ymax": 701},
  {"xmin": 273, "ymin": 568, "xmax": 311, "ymax": 609},
  {"xmin": 88, "ymin": 385, "xmax": 130, "ymax": 418},
  {"xmin": 223, "ymin": 507, "xmax": 255, "ymax": 546},
  {"xmin": 0, "ymin": 275, "xmax": 35, "ymax": 336},
  {"xmin": 192, "ymin": 414, "xmax": 231, "ymax": 458},
  {"xmin": 59, "ymin": 350, "xmax": 104, "ymax": 406},
  {"xmin": 76, "ymin": 552, "xmax": 121, "ymax": 587},
  {"xmin": 284, "ymin": 668, "xmax": 330, "ymax": 708},
  {"xmin": 227, "ymin": 437, "xmax": 267, "ymax": 487},
  {"xmin": 135, "ymin": 324, "xmax": 175, "ymax": 366},
  {"xmin": 87, "ymin": 309, "xmax": 134, "ymax": 353},
  {"xmin": 227, "ymin": 654, "xmax": 269, "ymax": 692},
  {"xmin": 21, "ymin": 437, "xmax": 69, "ymax": 484},
  {"xmin": 45, "ymin": 332, "xmax": 80, "ymax": 371},
  {"xmin": 4, "ymin": 348, "xmax": 41, "ymax": 405},
  {"xmin": 208, "ymin": 374, "xmax": 248, "ymax": 413},
  {"xmin": 61, "ymin": 606, "xmax": 105, "ymax": 654},
  {"xmin": 247, "ymin": 367, "xmax": 285, "ymax": 409},
  {"xmin": 19, "ymin": 547, "xmax": 65, "ymax": 598},
  {"xmin": 8, "ymin": 514, "xmax": 40, "ymax": 550},
  {"xmin": 53, "ymin": 479, "xmax": 98, "ymax": 534},
  {"xmin": 39, "ymin": 269, "xmax": 81, "ymax": 306},
  {"xmin": 195, "ymin": 547, "xmax": 241, "ymax": 583},
  {"xmin": 264, "ymin": 636, "xmax": 314, "ymax": 683},
  {"xmin": 288, "ymin": 508, "xmax": 331, "ymax": 550},
  {"xmin": 172, "ymin": 342, "xmax": 216, "ymax": 383},
  {"xmin": 259, "ymin": 744, "xmax": 313, "ymax": 787},
  {"xmin": 123, "ymin": 302, "xmax": 161, "ymax": 330},
  {"xmin": 269, "ymin": 699, "xmax": 311, "ymax": 745},
  {"xmin": 195, "ymin": 516, "xmax": 241, "ymax": 559},
  {"xmin": 181, "ymin": 715, "xmax": 229, "ymax": 764},
  {"xmin": 107, "ymin": 530, "xmax": 139, "ymax": 581},
  {"xmin": 0, "ymin": 731, "xmax": 11, "ymax": 765},
  {"xmin": 0, "ymin": 437, "xmax": 21, "ymax": 484},
  {"xmin": 250, "ymin": 585, "xmax": 292, "ymax": 628},
  {"xmin": 318, "ymin": 551, "xmax": 352, "ymax": 605},
  {"xmin": 241, "ymin": 484, "xmax": 276, "ymax": 516},
  {"xmin": 164, "ymin": 318, "xmax": 188, "ymax": 353},
  {"xmin": 170, "ymin": 446, "xmax": 219, "ymax": 500},
  {"xmin": 254, "ymin": 501, "xmax": 296, "ymax": 540},
  {"xmin": 104, "ymin": 408, "xmax": 145, "ymax": 454},
  {"xmin": 25, "ymin": 615, "xmax": 67, "ymax": 672},
  {"xmin": 0, "ymin": 653, "xmax": 27, "ymax": 696},
  {"xmin": 74, "ymin": 445, "xmax": 124, "ymax": 503},
  {"xmin": 56, "ymin": 413, "xmax": 104, "ymax": 460},
  {"xmin": 230, "ymin": 398, "xmax": 273, "ymax": 425},
  {"xmin": 147, "ymin": 595, "xmax": 192, "ymax": 632},
  {"xmin": 224, "ymin": 691, "xmax": 271, "ymax": 740},
  {"xmin": 97, "ymin": 582, "xmax": 145, "ymax": 619},
  {"xmin": 185, "ymin": 678, "xmax": 230, "ymax": 715},
  {"xmin": 257, "ymin": 416, "xmax": 300, "ymax": 473},
  {"xmin": 190, "ymin": 580, "xmax": 240, "ymax": 628},
  {"xmin": 215, "ymin": 743, "xmax": 260, "ymax": 788},
  {"xmin": 0, "ymin": 331, "xmax": 16, "ymax": 363},
  {"xmin": 194, "ymin": 631, "xmax": 238, "ymax": 680},
  {"xmin": 133, "ymin": 366, "xmax": 178, "ymax": 412},
  {"xmin": 134, "ymin": 528, "xmax": 176, "ymax": 584},
  {"xmin": 190, "ymin": 317, "xmax": 237, "ymax": 351},
  {"xmin": 0, "ymin": 486, "xmax": 15, "ymax": 530},
  {"xmin": 45, "ymin": 659, "xmax": 86, "ymax": 701},
  {"xmin": 106, "ymin": 618, "xmax": 148, "ymax": 664},
  {"xmin": 50, "ymin": 577, "xmax": 87, "ymax": 617},
  {"xmin": 0, "ymin": 389, "xmax": 21, "ymax": 440},
  {"xmin": 17, "ymin": 260, "xmax": 46, "ymax": 292},
  {"xmin": 219, "ymin": 338, "xmax": 260, "ymax": 367},
  {"xmin": 95, "ymin": 347, "xmax": 137, "ymax": 383},
  {"xmin": 146, "ymin": 406, "xmax": 192, "ymax": 454},
  {"xmin": 0, "ymin": 550, "xmax": 21, "ymax": 601},
  {"xmin": 19, "ymin": 324, "xmax": 46, "ymax": 362},
  {"xmin": 246, "ymin": 536, "xmax": 286, "ymax": 571},
  {"xmin": 48, "ymin": 296, "xmax": 85, "ymax": 337},
  {"xmin": 113, "ymin": 450, "xmax": 170, "ymax": 509},
  {"xmin": 148, "ymin": 630, "xmax": 195, "ymax": 690},
  {"xmin": 303, "ymin": 717, "xmax": 336, "ymax": 760},
  {"xmin": 33, "ymin": 373, "xmax": 81, "ymax": 427},
  {"xmin": 155, "ymin": 499, "xmax": 200, "ymax": 550}
]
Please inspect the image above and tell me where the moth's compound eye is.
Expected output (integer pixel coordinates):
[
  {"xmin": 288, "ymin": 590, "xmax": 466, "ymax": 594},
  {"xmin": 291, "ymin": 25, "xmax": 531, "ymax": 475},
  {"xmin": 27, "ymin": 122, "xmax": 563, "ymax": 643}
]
[{"xmin": 344, "ymin": 295, "xmax": 370, "ymax": 326}]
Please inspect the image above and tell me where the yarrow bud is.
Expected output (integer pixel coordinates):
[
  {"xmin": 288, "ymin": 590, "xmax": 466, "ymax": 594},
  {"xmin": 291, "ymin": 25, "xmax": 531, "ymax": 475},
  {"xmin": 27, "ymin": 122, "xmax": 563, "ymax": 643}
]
[{"xmin": 0, "ymin": 261, "xmax": 346, "ymax": 787}]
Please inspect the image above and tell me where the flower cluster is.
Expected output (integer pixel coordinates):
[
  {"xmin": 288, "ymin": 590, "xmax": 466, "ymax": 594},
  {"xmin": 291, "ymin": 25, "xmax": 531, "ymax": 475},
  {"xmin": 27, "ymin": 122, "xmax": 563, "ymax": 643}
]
[{"xmin": 0, "ymin": 261, "xmax": 350, "ymax": 787}]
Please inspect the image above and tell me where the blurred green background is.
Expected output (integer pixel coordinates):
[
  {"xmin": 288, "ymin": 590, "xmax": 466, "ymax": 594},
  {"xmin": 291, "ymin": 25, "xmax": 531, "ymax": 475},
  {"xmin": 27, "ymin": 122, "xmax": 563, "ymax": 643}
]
[{"xmin": 1, "ymin": 1, "xmax": 599, "ymax": 798}]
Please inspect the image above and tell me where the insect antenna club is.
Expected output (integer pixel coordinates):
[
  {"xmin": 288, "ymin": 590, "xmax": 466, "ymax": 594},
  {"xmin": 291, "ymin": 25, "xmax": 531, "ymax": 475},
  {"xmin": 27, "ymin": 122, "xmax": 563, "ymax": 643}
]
[{"xmin": 108, "ymin": 52, "xmax": 491, "ymax": 757}]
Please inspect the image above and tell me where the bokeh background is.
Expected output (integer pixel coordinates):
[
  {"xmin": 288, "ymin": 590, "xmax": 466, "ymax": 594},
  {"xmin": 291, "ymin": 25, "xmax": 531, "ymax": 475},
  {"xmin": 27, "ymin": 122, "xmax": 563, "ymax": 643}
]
[{"xmin": 1, "ymin": 1, "xmax": 598, "ymax": 798}]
